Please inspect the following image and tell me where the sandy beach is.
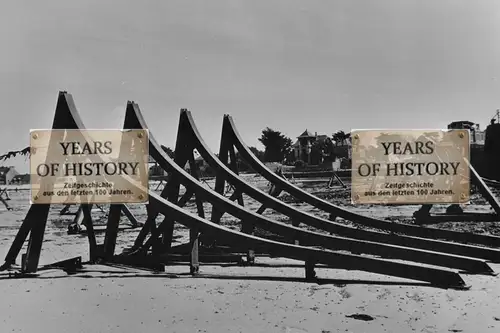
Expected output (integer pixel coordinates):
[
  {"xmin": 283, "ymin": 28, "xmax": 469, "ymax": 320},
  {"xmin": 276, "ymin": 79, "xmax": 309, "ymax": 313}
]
[{"xmin": 1, "ymin": 176, "xmax": 500, "ymax": 333}]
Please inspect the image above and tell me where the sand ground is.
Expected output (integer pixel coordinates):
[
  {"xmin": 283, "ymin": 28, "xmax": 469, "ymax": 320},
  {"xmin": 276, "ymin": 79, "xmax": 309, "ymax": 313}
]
[{"xmin": 1, "ymin": 175, "xmax": 499, "ymax": 333}]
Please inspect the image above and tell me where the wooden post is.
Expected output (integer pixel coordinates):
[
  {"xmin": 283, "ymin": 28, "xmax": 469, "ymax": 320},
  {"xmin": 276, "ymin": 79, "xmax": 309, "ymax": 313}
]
[
  {"xmin": 81, "ymin": 204, "xmax": 98, "ymax": 262},
  {"xmin": 187, "ymin": 151, "xmax": 203, "ymax": 275},
  {"xmin": 22, "ymin": 92, "xmax": 83, "ymax": 273},
  {"xmin": 103, "ymin": 102, "xmax": 147, "ymax": 259}
]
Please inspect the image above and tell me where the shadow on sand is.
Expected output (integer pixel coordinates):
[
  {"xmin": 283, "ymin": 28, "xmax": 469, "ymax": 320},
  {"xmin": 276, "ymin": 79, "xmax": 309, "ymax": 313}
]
[{"xmin": 0, "ymin": 265, "xmax": 438, "ymax": 289}]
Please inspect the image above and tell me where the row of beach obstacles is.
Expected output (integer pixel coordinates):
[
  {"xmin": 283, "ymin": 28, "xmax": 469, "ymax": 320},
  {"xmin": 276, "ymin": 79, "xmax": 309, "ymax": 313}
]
[{"xmin": 0, "ymin": 91, "xmax": 499, "ymax": 290}]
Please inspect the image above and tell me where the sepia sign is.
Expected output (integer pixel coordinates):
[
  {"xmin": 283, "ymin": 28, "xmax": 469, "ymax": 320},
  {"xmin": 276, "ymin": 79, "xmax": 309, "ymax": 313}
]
[
  {"xmin": 30, "ymin": 129, "xmax": 149, "ymax": 205},
  {"xmin": 351, "ymin": 129, "xmax": 470, "ymax": 205}
]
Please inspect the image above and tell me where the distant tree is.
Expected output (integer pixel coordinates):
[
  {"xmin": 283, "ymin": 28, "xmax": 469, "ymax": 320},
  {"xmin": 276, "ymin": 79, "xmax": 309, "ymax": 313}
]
[
  {"xmin": 332, "ymin": 130, "xmax": 348, "ymax": 146},
  {"xmin": 285, "ymin": 150, "xmax": 297, "ymax": 164},
  {"xmin": 229, "ymin": 146, "xmax": 265, "ymax": 172},
  {"xmin": 258, "ymin": 128, "xmax": 293, "ymax": 163},
  {"xmin": 332, "ymin": 132, "xmax": 340, "ymax": 146},
  {"xmin": 248, "ymin": 146, "xmax": 265, "ymax": 161},
  {"xmin": 0, "ymin": 147, "xmax": 30, "ymax": 161},
  {"xmin": 310, "ymin": 138, "xmax": 335, "ymax": 164}
]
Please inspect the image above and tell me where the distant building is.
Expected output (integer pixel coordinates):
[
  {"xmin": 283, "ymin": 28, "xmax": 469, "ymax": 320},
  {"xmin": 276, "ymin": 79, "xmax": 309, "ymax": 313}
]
[
  {"xmin": 0, "ymin": 166, "xmax": 19, "ymax": 185},
  {"xmin": 292, "ymin": 130, "xmax": 331, "ymax": 165},
  {"xmin": 10, "ymin": 174, "xmax": 30, "ymax": 184}
]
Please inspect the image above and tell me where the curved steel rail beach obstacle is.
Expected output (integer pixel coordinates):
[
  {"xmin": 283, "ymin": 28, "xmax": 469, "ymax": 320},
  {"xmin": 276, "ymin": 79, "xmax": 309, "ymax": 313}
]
[
  {"xmin": 164, "ymin": 109, "xmax": 500, "ymax": 263},
  {"xmin": 221, "ymin": 114, "xmax": 500, "ymax": 247},
  {"xmin": 119, "ymin": 103, "xmax": 474, "ymax": 287}
]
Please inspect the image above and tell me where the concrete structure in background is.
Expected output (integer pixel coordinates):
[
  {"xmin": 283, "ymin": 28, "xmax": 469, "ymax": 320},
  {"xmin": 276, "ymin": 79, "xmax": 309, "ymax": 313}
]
[{"xmin": 448, "ymin": 119, "xmax": 500, "ymax": 181}]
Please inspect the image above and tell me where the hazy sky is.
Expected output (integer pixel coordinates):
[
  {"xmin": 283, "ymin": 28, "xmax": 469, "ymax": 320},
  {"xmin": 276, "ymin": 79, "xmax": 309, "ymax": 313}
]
[{"xmin": 1, "ymin": 0, "xmax": 500, "ymax": 173}]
